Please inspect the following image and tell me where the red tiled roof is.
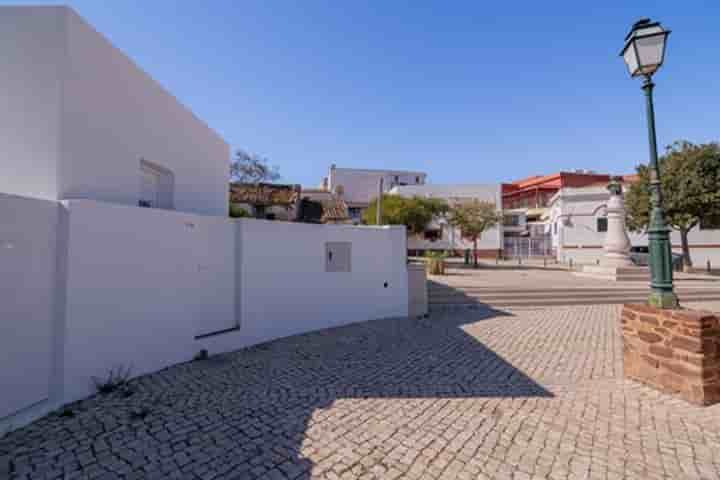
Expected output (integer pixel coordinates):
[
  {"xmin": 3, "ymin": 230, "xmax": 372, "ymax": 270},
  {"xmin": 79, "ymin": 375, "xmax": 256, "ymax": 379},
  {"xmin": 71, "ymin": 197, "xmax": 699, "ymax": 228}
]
[{"xmin": 229, "ymin": 183, "xmax": 300, "ymax": 205}]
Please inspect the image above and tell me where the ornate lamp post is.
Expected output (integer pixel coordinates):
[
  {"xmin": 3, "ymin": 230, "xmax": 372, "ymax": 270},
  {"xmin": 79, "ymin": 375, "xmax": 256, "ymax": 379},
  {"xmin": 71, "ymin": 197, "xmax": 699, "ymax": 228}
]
[{"xmin": 620, "ymin": 18, "xmax": 677, "ymax": 308}]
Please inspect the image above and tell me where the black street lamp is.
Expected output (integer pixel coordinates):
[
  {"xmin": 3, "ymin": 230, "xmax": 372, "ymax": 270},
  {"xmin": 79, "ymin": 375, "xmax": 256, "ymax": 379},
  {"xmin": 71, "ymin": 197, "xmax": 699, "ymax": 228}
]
[{"xmin": 620, "ymin": 18, "xmax": 678, "ymax": 308}]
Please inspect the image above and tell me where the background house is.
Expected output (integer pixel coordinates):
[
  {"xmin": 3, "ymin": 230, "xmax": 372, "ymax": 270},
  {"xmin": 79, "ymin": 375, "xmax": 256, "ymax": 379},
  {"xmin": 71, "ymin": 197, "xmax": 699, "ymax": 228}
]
[
  {"xmin": 500, "ymin": 171, "xmax": 635, "ymax": 258},
  {"xmin": 390, "ymin": 184, "xmax": 503, "ymax": 257},
  {"xmin": 229, "ymin": 183, "xmax": 301, "ymax": 220},
  {"xmin": 320, "ymin": 165, "xmax": 427, "ymax": 222},
  {"xmin": 0, "ymin": 6, "xmax": 229, "ymax": 217},
  {"xmin": 548, "ymin": 182, "xmax": 720, "ymax": 266},
  {"xmin": 299, "ymin": 188, "xmax": 351, "ymax": 224}
]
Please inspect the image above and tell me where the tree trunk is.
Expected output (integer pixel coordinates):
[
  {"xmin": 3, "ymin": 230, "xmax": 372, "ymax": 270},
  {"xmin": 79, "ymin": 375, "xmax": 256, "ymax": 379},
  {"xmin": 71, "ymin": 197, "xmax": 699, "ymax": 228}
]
[
  {"xmin": 473, "ymin": 238, "xmax": 478, "ymax": 268},
  {"xmin": 680, "ymin": 228, "xmax": 692, "ymax": 271}
]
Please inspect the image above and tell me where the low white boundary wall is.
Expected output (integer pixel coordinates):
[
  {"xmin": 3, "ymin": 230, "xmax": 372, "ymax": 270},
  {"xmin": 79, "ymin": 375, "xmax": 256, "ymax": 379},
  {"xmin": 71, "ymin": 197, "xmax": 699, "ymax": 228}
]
[
  {"xmin": 0, "ymin": 194, "xmax": 59, "ymax": 422},
  {"xmin": 0, "ymin": 197, "xmax": 408, "ymax": 433}
]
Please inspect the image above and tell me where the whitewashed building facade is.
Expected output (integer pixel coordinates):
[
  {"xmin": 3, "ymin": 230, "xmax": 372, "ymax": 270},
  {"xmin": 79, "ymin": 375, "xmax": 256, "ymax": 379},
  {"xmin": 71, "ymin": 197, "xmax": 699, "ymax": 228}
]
[
  {"xmin": 548, "ymin": 184, "xmax": 720, "ymax": 267},
  {"xmin": 0, "ymin": 6, "xmax": 229, "ymax": 217},
  {"xmin": 0, "ymin": 7, "xmax": 411, "ymax": 434},
  {"xmin": 321, "ymin": 165, "xmax": 427, "ymax": 222}
]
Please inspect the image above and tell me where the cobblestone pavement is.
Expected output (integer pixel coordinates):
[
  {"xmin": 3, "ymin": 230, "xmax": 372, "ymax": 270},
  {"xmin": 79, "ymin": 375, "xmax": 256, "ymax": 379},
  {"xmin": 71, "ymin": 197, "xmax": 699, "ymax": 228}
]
[{"xmin": 3, "ymin": 302, "xmax": 720, "ymax": 480}]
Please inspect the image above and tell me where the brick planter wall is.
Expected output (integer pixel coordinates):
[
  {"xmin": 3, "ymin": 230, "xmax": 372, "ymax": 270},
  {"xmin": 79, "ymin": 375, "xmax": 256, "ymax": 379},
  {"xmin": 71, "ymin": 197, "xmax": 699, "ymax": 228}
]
[{"xmin": 621, "ymin": 304, "xmax": 720, "ymax": 405}]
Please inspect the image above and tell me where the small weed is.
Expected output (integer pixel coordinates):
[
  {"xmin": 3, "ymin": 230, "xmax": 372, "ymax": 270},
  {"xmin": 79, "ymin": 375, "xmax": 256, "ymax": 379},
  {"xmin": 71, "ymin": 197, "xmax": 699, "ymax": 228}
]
[
  {"xmin": 193, "ymin": 349, "xmax": 209, "ymax": 361},
  {"xmin": 120, "ymin": 387, "xmax": 135, "ymax": 398},
  {"xmin": 92, "ymin": 365, "xmax": 133, "ymax": 395},
  {"xmin": 58, "ymin": 408, "xmax": 75, "ymax": 418},
  {"xmin": 129, "ymin": 407, "xmax": 150, "ymax": 421}
]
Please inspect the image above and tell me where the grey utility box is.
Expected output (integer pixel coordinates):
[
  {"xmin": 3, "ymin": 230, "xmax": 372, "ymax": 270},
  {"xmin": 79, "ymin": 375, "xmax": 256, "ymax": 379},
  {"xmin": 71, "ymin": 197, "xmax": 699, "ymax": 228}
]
[{"xmin": 325, "ymin": 242, "xmax": 351, "ymax": 272}]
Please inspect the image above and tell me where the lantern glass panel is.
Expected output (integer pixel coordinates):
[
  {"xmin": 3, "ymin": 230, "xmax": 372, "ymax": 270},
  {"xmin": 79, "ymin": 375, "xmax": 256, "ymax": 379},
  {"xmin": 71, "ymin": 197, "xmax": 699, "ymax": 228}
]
[
  {"xmin": 635, "ymin": 32, "xmax": 665, "ymax": 75},
  {"xmin": 623, "ymin": 46, "xmax": 639, "ymax": 76}
]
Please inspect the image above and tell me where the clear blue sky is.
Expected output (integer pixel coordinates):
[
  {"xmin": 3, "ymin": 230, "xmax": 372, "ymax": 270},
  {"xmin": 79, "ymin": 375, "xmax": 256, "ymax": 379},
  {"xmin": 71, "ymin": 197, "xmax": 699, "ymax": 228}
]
[{"xmin": 6, "ymin": 1, "xmax": 719, "ymax": 186}]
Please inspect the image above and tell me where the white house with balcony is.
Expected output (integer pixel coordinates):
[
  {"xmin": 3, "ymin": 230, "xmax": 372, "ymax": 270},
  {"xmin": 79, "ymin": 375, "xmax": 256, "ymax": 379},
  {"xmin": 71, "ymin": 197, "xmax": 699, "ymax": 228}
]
[
  {"xmin": 0, "ymin": 6, "xmax": 229, "ymax": 217},
  {"xmin": 320, "ymin": 165, "xmax": 427, "ymax": 222},
  {"xmin": 548, "ymin": 184, "xmax": 720, "ymax": 267}
]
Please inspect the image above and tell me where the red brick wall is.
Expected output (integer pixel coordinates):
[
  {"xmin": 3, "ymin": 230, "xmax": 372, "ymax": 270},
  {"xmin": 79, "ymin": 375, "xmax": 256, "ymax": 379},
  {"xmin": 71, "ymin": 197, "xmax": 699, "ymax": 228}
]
[{"xmin": 621, "ymin": 304, "xmax": 720, "ymax": 405}]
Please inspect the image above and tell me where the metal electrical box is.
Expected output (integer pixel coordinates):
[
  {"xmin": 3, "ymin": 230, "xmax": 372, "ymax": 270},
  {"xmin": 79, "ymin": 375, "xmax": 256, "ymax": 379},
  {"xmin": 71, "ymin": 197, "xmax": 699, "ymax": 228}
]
[{"xmin": 325, "ymin": 242, "xmax": 351, "ymax": 272}]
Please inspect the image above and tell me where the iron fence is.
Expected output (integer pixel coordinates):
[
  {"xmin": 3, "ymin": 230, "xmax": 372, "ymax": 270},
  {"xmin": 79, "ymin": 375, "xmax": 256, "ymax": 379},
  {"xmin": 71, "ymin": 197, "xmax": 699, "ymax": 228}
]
[{"xmin": 503, "ymin": 236, "xmax": 553, "ymax": 258}]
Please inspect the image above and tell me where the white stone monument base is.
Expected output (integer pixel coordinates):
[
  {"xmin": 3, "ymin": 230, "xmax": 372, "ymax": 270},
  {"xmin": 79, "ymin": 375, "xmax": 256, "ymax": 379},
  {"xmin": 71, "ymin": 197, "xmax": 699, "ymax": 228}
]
[
  {"xmin": 602, "ymin": 252, "xmax": 635, "ymax": 268},
  {"xmin": 573, "ymin": 265, "xmax": 650, "ymax": 282}
]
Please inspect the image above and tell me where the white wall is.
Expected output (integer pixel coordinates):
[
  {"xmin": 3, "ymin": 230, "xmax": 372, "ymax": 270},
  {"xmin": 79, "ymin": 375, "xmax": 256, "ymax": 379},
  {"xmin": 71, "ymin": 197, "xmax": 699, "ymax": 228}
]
[
  {"xmin": 61, "ymin": 200, "xmax": 236, "ymax": 402},
  {"xmin": 60, "ymin": 9, "xmax": 229, "ymax": 216},
  {"xmin": 0, "ymin": 7, "xmax": 63, "ymax": 200},
  {"xmin": 0, "ymin": 6, "xmax": 229, "ymax": 216},
  {"xmin": 1, "ymin": 196, "xmax": 409, "ymax": 430},
  {"xmin": 236, "ymin": 220, "xmax": 408, "ymax": 346},
  {"xmin": 0, "ymin": 194, "xmax": 58, "ymax": 419}
]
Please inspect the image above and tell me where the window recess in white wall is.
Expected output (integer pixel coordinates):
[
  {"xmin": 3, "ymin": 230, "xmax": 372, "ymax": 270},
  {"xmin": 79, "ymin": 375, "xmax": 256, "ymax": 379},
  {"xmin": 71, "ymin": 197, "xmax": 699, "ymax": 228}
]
[
  {"xmin": 325, "ymin": 242, "xmax": 351, "ymax": 272},
  {"xmin": 597, "ymin": 217, "xmax": 608, "ymax": 232},
  {"xmin": 139, "ymin": 159, "xmax": 174, "ymax": 209}
]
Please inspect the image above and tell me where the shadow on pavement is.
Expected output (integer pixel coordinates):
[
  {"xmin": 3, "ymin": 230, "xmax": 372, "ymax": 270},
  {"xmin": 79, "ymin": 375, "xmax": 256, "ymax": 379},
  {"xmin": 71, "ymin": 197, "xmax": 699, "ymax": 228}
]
[{"xmin": 0, "ymin": 304, "xmax": 551, "ymax": 479}]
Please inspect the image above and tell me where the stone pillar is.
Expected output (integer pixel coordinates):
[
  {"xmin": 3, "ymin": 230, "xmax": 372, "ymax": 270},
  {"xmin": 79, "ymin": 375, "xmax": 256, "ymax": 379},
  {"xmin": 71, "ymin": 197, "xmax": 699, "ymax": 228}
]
[
  {"xmin": 602, "ymin": 177, "xmax": 633, "ymax": 267},
  {"xmin": 621, "ymin": 304, "xmax": 720, "ymax": 405}
]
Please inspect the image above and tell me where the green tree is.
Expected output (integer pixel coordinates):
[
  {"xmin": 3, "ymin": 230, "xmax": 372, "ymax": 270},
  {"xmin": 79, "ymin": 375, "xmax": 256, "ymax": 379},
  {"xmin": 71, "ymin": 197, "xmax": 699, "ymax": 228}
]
[
  {"xmin": 230, "ymin": 149, "xmax": 280, "ymax": 184},
  {"xmin": 229, "ymin": 203, "xmax": 250, "ymax": 218},
  {"xmin": 363, "ymin": 195, "xmax": 448, "ymax": 236},
  {"xmin": 447, "ymin": 200, "xmax": 501, "ymax": 268},
  {"xmin": 625, "ymin": 140, "xmax": 720, "ymax": 269}
]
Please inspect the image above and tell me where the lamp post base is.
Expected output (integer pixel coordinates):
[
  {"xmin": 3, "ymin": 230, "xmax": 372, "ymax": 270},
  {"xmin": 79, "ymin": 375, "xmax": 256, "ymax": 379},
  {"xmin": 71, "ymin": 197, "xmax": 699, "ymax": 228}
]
[{"xmin": 648, "ymin": 290, "xmax": 679, "ymax": 309}]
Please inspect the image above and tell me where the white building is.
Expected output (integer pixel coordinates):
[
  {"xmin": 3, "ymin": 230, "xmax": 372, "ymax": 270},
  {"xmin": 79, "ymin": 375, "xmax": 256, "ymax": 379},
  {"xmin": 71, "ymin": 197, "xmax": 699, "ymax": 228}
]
[
  {"xmin": 0, "ymin": 6, "xmax": 229, "ymax": 216},
  {"xmin": 390, "ymin": 184, "xmax": 503, "ymax": 256},
  {"xmin": 322, "ymin": 165, "xmax": 427, "ymax": 221},
  {"xmin": 0, "ymin": 7, "xmax": 413, "ymax": 435},
  {"xmin": 548, "ymin": 184, "xmax": 720, "ymax": 267}
]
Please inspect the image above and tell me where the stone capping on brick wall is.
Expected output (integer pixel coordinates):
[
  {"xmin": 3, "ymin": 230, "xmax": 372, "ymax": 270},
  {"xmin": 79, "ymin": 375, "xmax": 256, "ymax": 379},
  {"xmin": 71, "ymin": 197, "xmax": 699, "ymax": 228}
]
[{"xmin": 621, "ymin": 303, "xmax": 720, "ymax": 406}]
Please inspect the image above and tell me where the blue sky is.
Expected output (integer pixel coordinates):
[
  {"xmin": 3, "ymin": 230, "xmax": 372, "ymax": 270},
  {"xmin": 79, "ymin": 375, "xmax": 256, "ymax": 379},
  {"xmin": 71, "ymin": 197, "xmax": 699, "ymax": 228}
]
[{"xmin": 5, "ymin": 1, "xmax": 719, "ymax": 186}]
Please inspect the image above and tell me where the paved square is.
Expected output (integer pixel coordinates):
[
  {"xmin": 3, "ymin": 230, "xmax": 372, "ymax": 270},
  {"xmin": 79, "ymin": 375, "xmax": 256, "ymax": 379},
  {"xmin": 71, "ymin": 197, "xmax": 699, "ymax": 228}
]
[{"xmin": 3, "ymin": 302, "xmax": 720, "ymax": 479}]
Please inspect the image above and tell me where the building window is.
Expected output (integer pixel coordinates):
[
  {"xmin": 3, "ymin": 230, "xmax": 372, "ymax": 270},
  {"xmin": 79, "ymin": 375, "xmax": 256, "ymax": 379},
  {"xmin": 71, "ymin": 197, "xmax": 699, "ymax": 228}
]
[
  {"xmin": 348, "ymin": 207, "xmax": 363, "ymax": 220},
  {"xmin": 139, "ymin": 160, "xmax": 174, "ymax": 209},
  {"xmin": 394, "ymin": 175, "xmax": 399, "ymax": 183},
  {"xmin": 423, "ymin": 228, "xmax": 442, "ymax": 242},
  {"xmin": 700, "ymin": 214, "xmax": 720, "ymax": 230},
  {"xmin": 553, "ymin": 222, "xmax": 558, "ymax": 235},
  {"xmin": 597, "ymin": 217, "xmax": 608, "ymax": 232},
  {"xmin": 503, "ymin": 215, "xmax": 520, "ymax": 227},
  {"xmin": 416, "ymin": 176, "xmax": 420, "ymax": 184}
]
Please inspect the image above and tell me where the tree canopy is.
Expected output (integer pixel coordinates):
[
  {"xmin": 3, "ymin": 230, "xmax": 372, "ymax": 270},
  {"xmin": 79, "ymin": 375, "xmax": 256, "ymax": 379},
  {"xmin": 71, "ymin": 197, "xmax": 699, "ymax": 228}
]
[
  {"xmin": 363, "ymin": 195, "xmax": 448, "ymax": 235},
  {"xmin": 625, "ymin": 140, "xmax": 720, "ymax": 267},
  {"xmin": 447, "ymin": 200, "xmax": 501, "ymax": 266},
  {"xmin": 230, "ymin": 149, "xmax": 280, "ymax": 184},
  {"xmin": 447, "ymin": 200, "xmax": 501, "ymax": 242}
]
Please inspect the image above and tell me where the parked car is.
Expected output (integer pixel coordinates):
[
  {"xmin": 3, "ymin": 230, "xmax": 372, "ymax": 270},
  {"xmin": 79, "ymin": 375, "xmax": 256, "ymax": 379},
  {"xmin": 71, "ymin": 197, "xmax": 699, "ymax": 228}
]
[{"xmin": 629, "ymin": 246, "xmax": 683, "ymax": 269}]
